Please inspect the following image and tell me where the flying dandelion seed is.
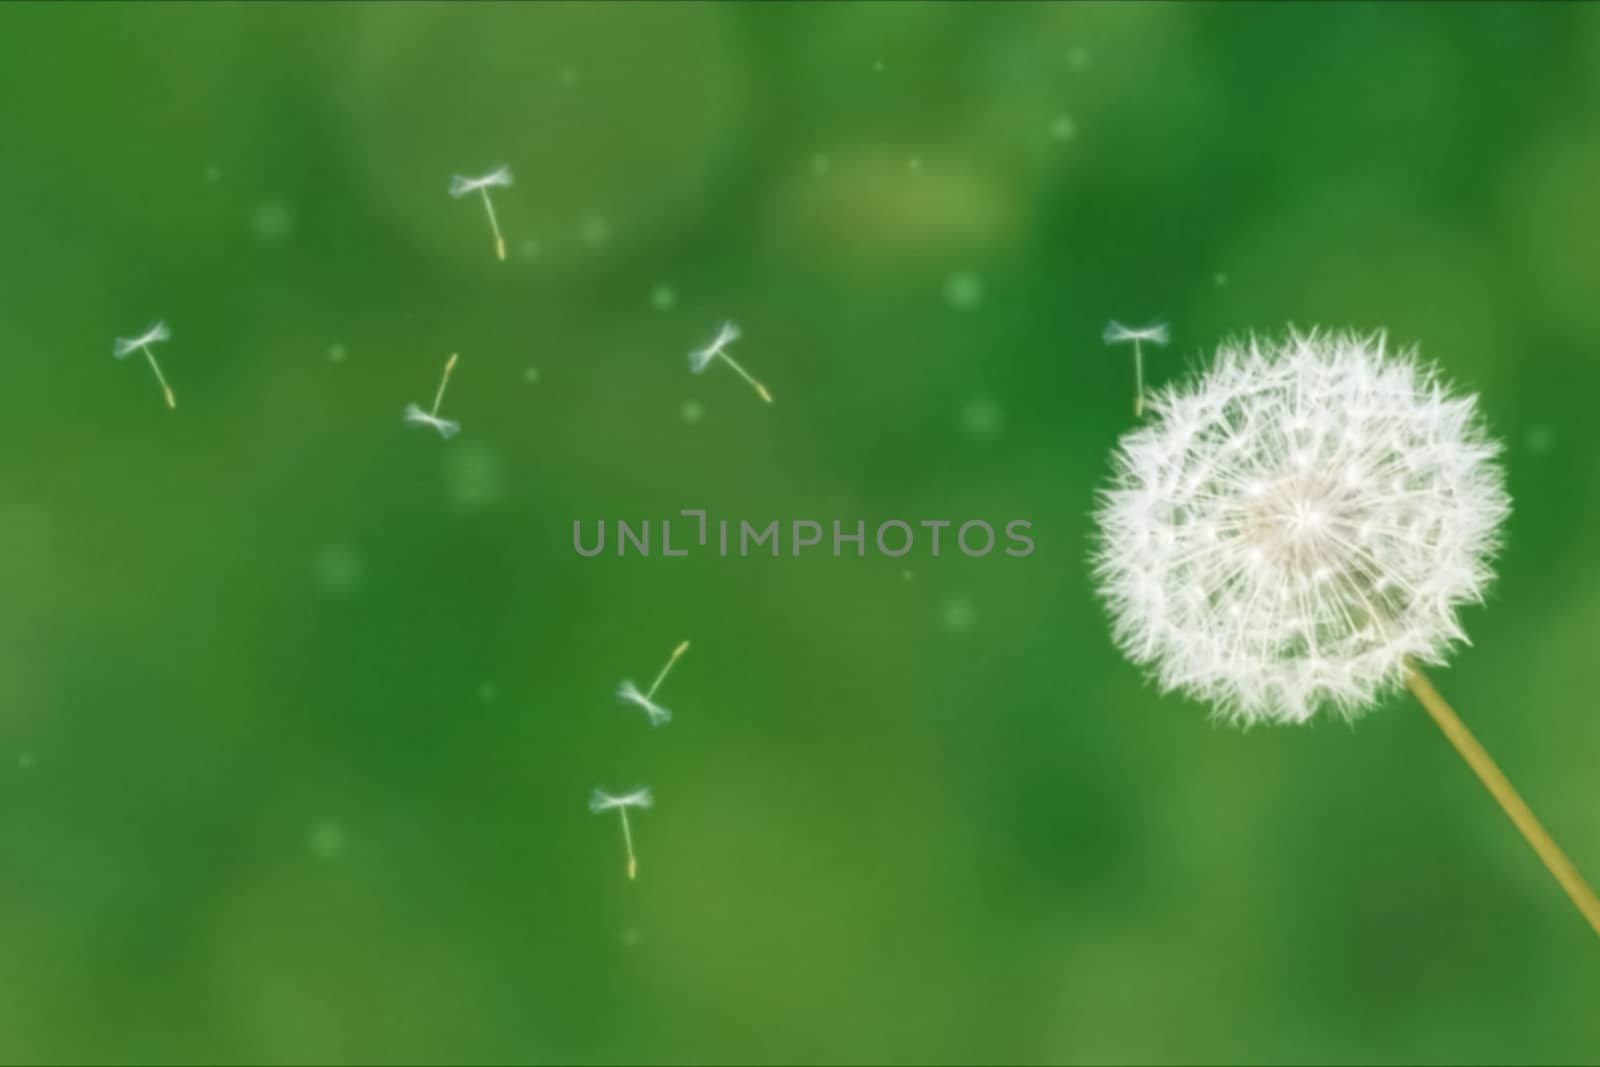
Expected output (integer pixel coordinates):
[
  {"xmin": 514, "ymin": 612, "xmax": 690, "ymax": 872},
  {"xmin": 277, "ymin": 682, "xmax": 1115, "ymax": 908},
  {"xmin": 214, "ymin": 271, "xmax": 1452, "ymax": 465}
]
[
  {"xmin": 449, "ymin": 165, "xmax": 513, "ymax": 261},
  {"xmin": 112, "ymin": 321, "xmax": 176, "ymax": 410},
  {"xmin": 617, "ymin": 640, "xmax": 689, "ymax": 727},
  {"xmin": 402, "ymin": 353, "xmax": 460, "ymax": 439},
  {"xmin": 1102, "ymin": 320, "xmax": 1170, "ymax": 418},
  {"xmin": 1093, "ymin": 327, "xmax": 1600, "ymax": 939},
  {"xmin": 688, "ymin": 322, "xmax": 772, "ymax": 404},
  {"xmin": 590, "ymin": 787, "xmax": 652, "ymax": 880}
]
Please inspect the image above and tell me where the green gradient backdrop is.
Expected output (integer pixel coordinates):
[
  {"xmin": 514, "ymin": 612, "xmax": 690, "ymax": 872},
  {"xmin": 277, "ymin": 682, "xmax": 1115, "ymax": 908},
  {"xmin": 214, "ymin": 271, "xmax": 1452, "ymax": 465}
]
[{"xmin": 3, "ymin": 2, "xmax": 1599, "ymax": 1063}]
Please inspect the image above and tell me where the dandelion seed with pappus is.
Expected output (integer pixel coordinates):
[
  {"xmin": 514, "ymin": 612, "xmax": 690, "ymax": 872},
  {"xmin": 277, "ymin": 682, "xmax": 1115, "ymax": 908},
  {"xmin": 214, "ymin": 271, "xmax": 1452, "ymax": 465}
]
[
  {"xmin": 590, "ymin": 787, "xmax": 653, "ymax": 881},
  {"xmin": 449, "ymin": 165, "xmax": 512, "ymax": 262},
  {"xmin": 617, "ymin": 640, "xmax": 688, "ymax": 727},
  {"xmin": 113, "ymin": 320, "xmax": 176, "ymax": 409},
  {"xmin": 1092, "ymin": 327, "xmax": 1600, "ymax": 939},
  {"xmin": 689, "ymin": 321, "xmax": 772, "ymax": 405},
  {"xmin": 402, "ymin": 353, "xmax": 460, "ymax": 439},
  {"xmin": 1102, "ymin": 320, "xmax": 1169, "ymax": 417}
]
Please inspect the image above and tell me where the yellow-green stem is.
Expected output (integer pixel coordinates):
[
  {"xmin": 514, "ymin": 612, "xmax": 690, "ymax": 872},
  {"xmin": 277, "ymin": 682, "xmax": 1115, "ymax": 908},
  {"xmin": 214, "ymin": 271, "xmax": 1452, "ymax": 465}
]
[{"xmin": 1405, "ymin": 663, "xmax": 1600, "ymax": 940}]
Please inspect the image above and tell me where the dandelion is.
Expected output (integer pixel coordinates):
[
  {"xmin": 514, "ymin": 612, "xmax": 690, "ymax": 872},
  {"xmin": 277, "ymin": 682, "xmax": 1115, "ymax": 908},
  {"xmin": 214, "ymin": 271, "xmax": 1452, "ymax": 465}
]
[
  {"xmin": 689, "ymin": 321, "xmax": 772, "ymax": 404},
  {"xmin": 590, "ymin": 787, "xmax": 653, "ymax": 880},
  {"xmin": 449, "ymin": 165, "xmax": 513, "ymax": 262},
  {"xmin": 113, "ymin": 320, "xmax": 176, "ymax": 409},
  {"xmin": 1102, "ymin": 320, "xmax": 1169, "ymax": 417},
  {"xmin": 1093, "ymin": 327, "xmax": 1600, "ymax": 939},
  {"xmin": 402, "ymin": 353, "xmax": 460, "ymax": 439},
  {"xmin": 617, "ymin": 640, "xmax": 689, "ymax": 727}
]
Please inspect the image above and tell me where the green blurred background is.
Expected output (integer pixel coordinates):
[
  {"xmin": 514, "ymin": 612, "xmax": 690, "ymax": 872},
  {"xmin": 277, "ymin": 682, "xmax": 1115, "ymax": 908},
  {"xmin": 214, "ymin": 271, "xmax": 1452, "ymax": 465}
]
[{"xmin": 3, "ymin": 2, "xmax": 1599, "ymax": 1062}]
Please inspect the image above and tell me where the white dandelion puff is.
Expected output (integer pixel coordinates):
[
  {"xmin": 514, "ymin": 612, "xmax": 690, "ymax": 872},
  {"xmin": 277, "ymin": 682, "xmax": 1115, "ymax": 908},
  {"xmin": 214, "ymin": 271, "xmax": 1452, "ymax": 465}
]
[
  {"xmin": 1093, "ymin": 327, "xmax": 1600, "ymax": 940},
  {"xmin": 1094, "ymin": 328, "xmax": 1504, "ymax": 725},
  {"xmin": 688, "ymin": 321, "xmax": 772, "ymax": 404},
  {"xmin": 113, "ymin": 321, "xmax": 170, "ymax": 358},
  {"xmin": 617, "ymin": 680, "xmax": 671, "ymax": 727},
  {"xmin": 402, "ymin": 403, "xmax": 460, "ymax": 440},
  {"xmin": 590, "ymin": 787, "xmax": 653, "ymax": 880},
  {"xmin": 448, "ymin": 165, "xmax": 513, "ymax": 198},
  {"xmin": 616, "ymin": 640, "xmax": 688, "ymax": 727},
  {"xmin": 688, "ymin": 321, "xmax": 737, "ymax": 374},
  {"xmin": 1101, "ymin": 319, "xmax": 1169, "ymax": 417},
  {"xmin": 402, "ymin": 353, "xmax": 460, "ymax": 440},
  {"xmin": 449, "ymin": 164, "xmax": 513, "ymax": 261},
  {"xmin": 112, "ymin": 320, "xmax": 176, "ymax": 409},
  {"xmin": 1102, "ymin": 321, "xmax": 1170, "ymax": 347},
  {"xmin": 589, "ymin": 787, "xmax": 653, "ymax": 814}
]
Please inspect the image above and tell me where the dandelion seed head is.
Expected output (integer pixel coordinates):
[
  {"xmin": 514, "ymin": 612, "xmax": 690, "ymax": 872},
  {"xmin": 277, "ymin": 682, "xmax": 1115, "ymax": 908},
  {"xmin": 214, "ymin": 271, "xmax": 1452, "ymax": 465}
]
[
  {"xmin": 618, "ymin": 680, "xmax": 671, "ymax": 726},
  {"xmin": 590, "ymin": 787, "xmax": 653, "ymax": 813},
  {"xmin": 689, "ymin": 321, "xmax": 739, "ymax": 374},
  {"xmin": 449, "ymin": 165, "xmax": 513, "ymax": 198},
  {"xmin": 1103, "ymin": 320, "xmax": 1170, "ymax": 347},
  {"xmin": 113, "ymin": 321, "xmax": 169, "ymax": 359},
  {"xmin": 1093, "ymin": 328, "xmax": 1509, "ymax": 726},
  {"xmin": 402, "ymin": 404, "xmax": 460, "ymax": 439}
]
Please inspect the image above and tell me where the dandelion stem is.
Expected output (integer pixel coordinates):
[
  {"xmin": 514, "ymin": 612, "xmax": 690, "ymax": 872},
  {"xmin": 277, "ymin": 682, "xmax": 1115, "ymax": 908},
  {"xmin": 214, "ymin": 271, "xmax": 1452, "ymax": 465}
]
[
  {"xmin": 142, "ymin": 344, "xmax": 176, "ymax": 409},
  {"xmin": 431, "ymin": 353, "xmax": 458, "ymax": 417},
  {"xmin": 480, "ymin": 188, "xmax": 506, "ymax": 261},
  {"xmin": 619, "ymin": 806, "xmax": 638, "ymax": 880},
  {"xmin": 719, "ymin": 352, "xmax": 772, "ymax": 404},
  {"xmin": 645, "ymin": 640, "xmax": 690, "ymax": 701},
  {"xmin": 1133, "ymin": 340, "xmax": 1144, "ymax": 417},
  {"xmin": 1405, "ymin": 663, "xmax": 1600, "ymax": 940}
]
